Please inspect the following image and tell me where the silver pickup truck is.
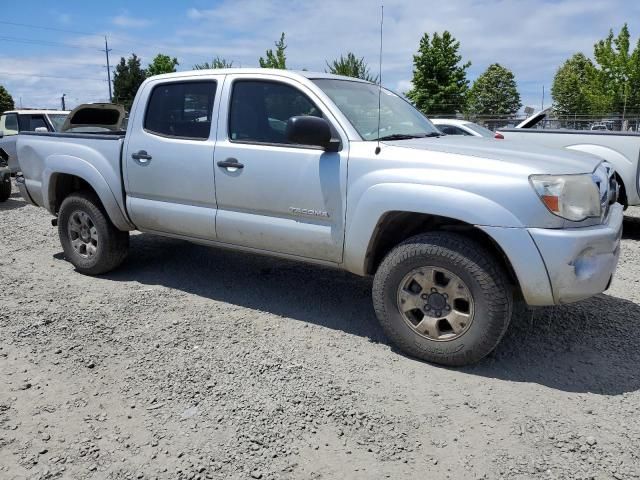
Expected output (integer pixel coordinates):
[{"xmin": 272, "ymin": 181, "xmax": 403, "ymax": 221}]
[
  {"xmin": 15, "ymin": 69, "xmax": 623, "ymax": 366},
  {"xmin": 499, "ymin": 110, "xmax": 640, "ymax": 208}
]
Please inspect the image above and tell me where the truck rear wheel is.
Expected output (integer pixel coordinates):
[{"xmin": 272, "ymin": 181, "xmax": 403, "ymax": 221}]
[
  {"xmin": 58, "ymin": 192, "xmax": 129, "ymax": 275},
  {"xmin": 0, "ymin": 175, "xmax": 10, "ymax": 202},
  {"xmin": 372, "ymin": 232, "xmax": 513, "ymax": 367}
]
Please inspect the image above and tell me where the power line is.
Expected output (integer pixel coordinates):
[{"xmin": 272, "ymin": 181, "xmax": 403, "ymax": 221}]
[
  {"xmin": 0, "ymin": 20, "xmax": 99, "ymax": 38},
  {"xmin": 0, "ymin": 20, "xmax": 158, "ymax": 49},
  {"xmin": 0, "ymin": 71, "xmax": 106, "ymax": 81},
  {"xmin": 0, "ymin": 36, "xmax": 139, "ymax": 59},
  {"xmin": 0, "ymin": 35, "xmax": 103, "ymax": 51}
]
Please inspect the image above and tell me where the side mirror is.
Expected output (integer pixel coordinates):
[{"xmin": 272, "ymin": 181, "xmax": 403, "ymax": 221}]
[
  {"xmin": 285, "ymin": 116, "xmax": 339, "ymax": 151},
  {"xmin": 0, "ymin": 131, "xmax": 4, "ymax": 139},
  {"xmin": 34, "ymin": 127, "xmax": 48, "ymax": 133}
]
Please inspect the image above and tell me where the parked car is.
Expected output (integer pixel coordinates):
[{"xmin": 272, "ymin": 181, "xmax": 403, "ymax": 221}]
[
  {"xmin": 499, "ymin": 110, "xmax": 640, "ymax": 207},
  {"xmin": 15, "ymin": 69, "xmax": 622, "ymax": 367},
  {"xmin": 60, "ymin": 103, "xmax": 127, "ymax": 133},
  {"xmin": 0, "ymin": 109, "xmax": 69, "ymax": 173},
  {"xmin": 433, "ymin": 119, "xmax": 503, "ymax": 139},
  {"xmin": 0, "ymin": 150, "xmax": 10, "ymax": 202}
]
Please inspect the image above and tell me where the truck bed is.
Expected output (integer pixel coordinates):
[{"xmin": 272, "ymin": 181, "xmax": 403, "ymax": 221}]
[{"xmin": 16, "ymin": 131, "xmax": 130, "ymax": 229}]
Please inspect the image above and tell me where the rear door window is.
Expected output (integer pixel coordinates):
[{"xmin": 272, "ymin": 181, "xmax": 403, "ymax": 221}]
[{"xmin": 144, "ymin": 81, "xmax": 217, "ymax": 140}]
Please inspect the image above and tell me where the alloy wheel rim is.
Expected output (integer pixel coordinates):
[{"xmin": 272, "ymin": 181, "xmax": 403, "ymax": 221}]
[
  {"xmin": 68, "ymin": 210, "xmax": 99, "ymax": 259},
  {"xmin": 396, "ymin": 266, "xmax": 474, "ymax": 341}
]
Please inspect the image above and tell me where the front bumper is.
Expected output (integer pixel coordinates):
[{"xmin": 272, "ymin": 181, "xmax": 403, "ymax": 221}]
[{"xmin": 528, "ymin": 203, "xmax": 623, "ymax": 304}]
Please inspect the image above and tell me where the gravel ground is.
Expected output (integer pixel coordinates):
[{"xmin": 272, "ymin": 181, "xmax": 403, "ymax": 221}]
[{"xmin": 2, "ymin": 182, "xmax": 640, "ymax": 480}]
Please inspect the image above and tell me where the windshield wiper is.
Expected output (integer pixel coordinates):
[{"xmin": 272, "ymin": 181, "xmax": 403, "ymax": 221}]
[{"xmin": 374, "ymin": 132, "xmax": 440, "ymax": 141}]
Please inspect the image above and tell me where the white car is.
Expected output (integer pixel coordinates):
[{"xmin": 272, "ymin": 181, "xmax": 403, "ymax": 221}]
[
  {"xmin": 0, "ymin": 109, "xmax": 69, "ymax": 173},
  {"xmin": 432, "ymin": 119, "xmax": 502, "ymax": 139}
]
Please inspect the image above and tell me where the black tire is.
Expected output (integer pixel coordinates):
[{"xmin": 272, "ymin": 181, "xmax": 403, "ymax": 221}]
[
  {"xmin": 58, "ymin": 191, "xmax": 129, "ymax": 275},
  {"xmin": 372, "ymin": 232, "xmax": 513, "ymax": 367},
  {"xmin": 0, "ymin": 175, "xmax": 10, "ymax": 202}
]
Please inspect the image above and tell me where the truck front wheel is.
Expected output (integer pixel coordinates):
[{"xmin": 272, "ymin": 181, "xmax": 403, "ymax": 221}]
[
  {"xmin": 58, "ymin": 192, "xmax": 129, "ymax": 275},
  {"xmin": 372, "ymin": 232, "xmax": 513, "ymax": 367}
]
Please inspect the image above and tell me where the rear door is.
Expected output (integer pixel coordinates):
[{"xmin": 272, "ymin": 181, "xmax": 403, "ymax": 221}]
[
  {"xmin": 124, "ymin": 76, "xmax": 222, "ymax": 239},
  {"xmin": 213, "ymin": 74, "xmax": 348, "ymax": 263}
]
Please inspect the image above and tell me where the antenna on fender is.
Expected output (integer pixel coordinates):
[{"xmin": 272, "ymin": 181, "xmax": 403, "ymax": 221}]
[{"xmin": 375, "ymin": 4, "xmax": 384, "ymax": 155}]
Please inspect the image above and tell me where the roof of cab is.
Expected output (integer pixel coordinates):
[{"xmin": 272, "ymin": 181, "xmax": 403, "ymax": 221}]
[{"xmin": 144, "ymin": 68, "xmax": 372, "ymax": 84}]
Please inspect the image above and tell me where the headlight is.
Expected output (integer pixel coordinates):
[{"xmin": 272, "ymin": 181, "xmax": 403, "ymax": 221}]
[{"xmin": 530, "ymin": 173, "xmax": 601, "ymax": 221}]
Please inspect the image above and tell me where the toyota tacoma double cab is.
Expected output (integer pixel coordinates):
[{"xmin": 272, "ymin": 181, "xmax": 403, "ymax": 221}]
[{"xmin": 15, "ymin": 69, "xmax": 623, "ymax": 366}]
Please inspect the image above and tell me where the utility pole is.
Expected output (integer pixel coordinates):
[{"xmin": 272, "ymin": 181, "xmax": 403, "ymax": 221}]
[
  {"xmin": 541, "ymin": 85, "xmax": 545, "ymax": 111},
  {"xmin": 61, "ymin": 93, "xmax": 66, "ymax": 110},
  {"xmin": 104, "ymin": 36, "xmax": 113, "ymax": 102}
]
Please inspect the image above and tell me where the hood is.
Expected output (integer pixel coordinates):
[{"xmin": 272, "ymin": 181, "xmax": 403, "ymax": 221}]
[
  {"xmin": 384, "ymin": 136, "xmax": 602, "ymax": 175},
  {"xmin": 60, "ymin": 103, "xmax": 127, "ymax": 133},
  {"xmin": 515, "ymin": 108, "xmax": 551, "ymax": 128}
]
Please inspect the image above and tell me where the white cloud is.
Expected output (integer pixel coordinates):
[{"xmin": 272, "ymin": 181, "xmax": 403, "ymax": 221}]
[
  {"xmin": 112, "ymin": 13, "xmax": 152, "ymax": 28},
  {"xmin": 186, "ymin": 8, "xmax": 204, "ymax": 20},
  {"xmin": 4, "ymin": 0, "xmax": 640, "ymax": 111},
  {"xmin": 180, "ymin": 0, "xmax": 640, "ymax": 109},
  {"xmin": 57, "ymin": 13, "xmax": 71, "ymax": 25},
  {"xmin": 396, "ymin": 80, "xmax": 413, "ymax": 94}
]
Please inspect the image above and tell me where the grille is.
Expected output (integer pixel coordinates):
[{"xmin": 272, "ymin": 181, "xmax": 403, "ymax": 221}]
[{"xmin": 593, "ymin": 162, "xmax": 618, "ymax": 220}]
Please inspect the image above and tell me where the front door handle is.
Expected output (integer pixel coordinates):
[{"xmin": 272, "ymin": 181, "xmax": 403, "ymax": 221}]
[
  {"xmin": 131, "ymin": 150, "xmax": 152, "ymax": 165},
  {"xmin": 217, "ymin": 158, "xmax": 244, "ymax": 170}
]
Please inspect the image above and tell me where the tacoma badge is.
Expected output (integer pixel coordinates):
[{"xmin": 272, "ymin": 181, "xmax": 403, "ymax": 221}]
[{"xmin": 289, "ymin": 207, "xmax": 330, "ymax": 218}]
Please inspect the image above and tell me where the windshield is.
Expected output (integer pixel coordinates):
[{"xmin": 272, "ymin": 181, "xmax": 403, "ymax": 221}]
[
  {"xmin": 312, "ymin": 79, "xmax": 440, "ymax": 140},
  {"xmin": 464, "ymin": 123, "xmax": 494, "ymax": 137},
  {"xmin": 48, "ymin": 114, "xmax": 68, "ymax": 132}
]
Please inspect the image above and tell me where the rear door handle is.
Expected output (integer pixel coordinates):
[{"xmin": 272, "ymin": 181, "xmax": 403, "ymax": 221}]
[
  {"xmin": 217, "ymin": 158, "xmax": 244, "ymax": 170},
  {"xmin": 131, "ymin": 150, "xmax": 152, "ymax": 165}
]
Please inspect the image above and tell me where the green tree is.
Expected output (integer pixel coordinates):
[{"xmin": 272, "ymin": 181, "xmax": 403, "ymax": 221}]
[
  {"xmin": 628, "ymin": 39, "xmax": 640, "ymax": 114},
  {"xmin": 147, "ymin": 54, "xmax": 179, "ymax": 76},
  {"xmin": 406, "ymin": 31, "xmax": 470, "ymax": 114},
  {"xmin": 193, "ymin": 57, "xmax": 234, "ymax": 70},
  {"xmin": 551, "ymin": 24, "xmax": 640, "ymax": 117},
  {"xmin": 326, "ymin": 52, "xmax": 378, "ymax": 83},
  {"xmin": 259, "ymin": 32, "xmax": 287, "ymax": 69},
  {"xmin": 113, "ymin": 54, "xmax": 147, "ymax": 111},
  {"xmin": 0, "ymin": 85, "xmax": 14, "ymax": 113},
  {"xmin": 593, "ymin": 24, "xmax": 631, "ymax": 114},
  {"xmin": 466, "ymin": 63, "xmax": 521, "ymax": 115},
  {"xmin": 552, "ymin": 53, "xmax": 602, "ymax": 116}
]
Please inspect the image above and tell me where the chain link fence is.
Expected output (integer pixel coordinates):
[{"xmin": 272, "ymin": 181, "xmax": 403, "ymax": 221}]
[{"xmin": 429, "ymin": 113, "xmax": 640, "ymax": 133}]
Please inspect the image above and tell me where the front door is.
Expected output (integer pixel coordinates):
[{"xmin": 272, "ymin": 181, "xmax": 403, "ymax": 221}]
[
  {"xmin": 124, "ymin": 78, "xmax": 221, "ymax": 239},
  {"xmin": 214, "ymin": 75, "xmax": 348, "ymax": 263}
]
